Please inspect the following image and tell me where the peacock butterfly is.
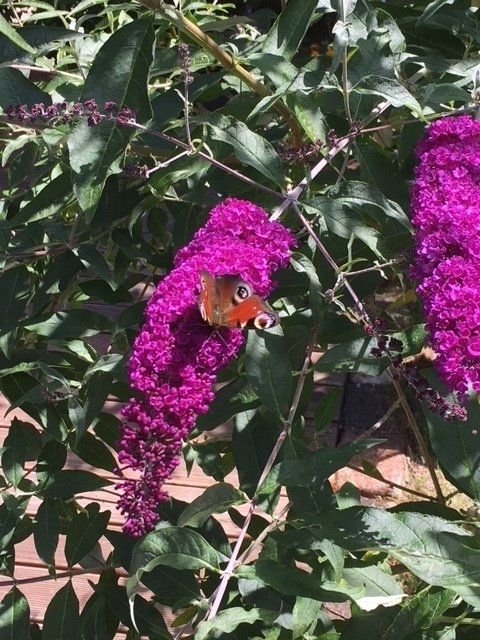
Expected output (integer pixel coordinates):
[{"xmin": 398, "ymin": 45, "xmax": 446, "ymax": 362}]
[{"xmin": 198, "ymin": 271, "xmax": 279, "ymax": 330}]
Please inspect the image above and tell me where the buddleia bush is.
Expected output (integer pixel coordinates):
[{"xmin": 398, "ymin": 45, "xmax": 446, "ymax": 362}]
[{"xmin": 2, "ymin": 0, "xmax": 480, "ymax": 638}]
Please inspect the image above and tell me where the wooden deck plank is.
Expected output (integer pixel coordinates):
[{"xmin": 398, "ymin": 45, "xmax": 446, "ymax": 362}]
[{"xmin": 0, "ymin": 382, "xmax": 291, "ymax": 633}]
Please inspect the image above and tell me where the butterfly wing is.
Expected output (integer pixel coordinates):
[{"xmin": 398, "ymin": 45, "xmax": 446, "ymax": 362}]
[
  {"xmin": 224, "ymin": 295, "xmax": 279, "ymax": 329},
  {"xmin": 199, "ymin": 271, "xmax": 278, "ymax": 329},
  {"xmin": 199, "ymin": 272, "xmax": 245, "ymax": 326},
  {"xmin": 198, "ymin": 271, "xmax": 216, "ymax": 325}
]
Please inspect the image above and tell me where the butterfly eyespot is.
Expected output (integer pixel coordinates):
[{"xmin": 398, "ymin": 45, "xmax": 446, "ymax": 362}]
[
  {"xmin": 233, "ymin": 282, "xmax": 252, "ymax": 303},
  {"xmin": 254, "ymin": 312, "xmax": 278, "ymax": 330}
]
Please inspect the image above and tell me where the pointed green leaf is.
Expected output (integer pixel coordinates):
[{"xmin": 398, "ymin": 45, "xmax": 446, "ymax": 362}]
[
  {"xmin": 33, "ymin": 499, "xmax": 60, "ymax": 568},
  {"xmin": 0, "ymin": 266, "xmax": 30, "ymax": 337},
  {"xmin": 246, "ymin": 326, "xmax": 292, "ymax": 417},
  {"xmin": 275, "ymin": 440, "xmax": 381, "ymax": 487},
  {"xmin": 74, "ymin": 432, "xmax": 116, "ymax": 472},
  {"xmin": 304, "ymin": 507, "xmax": 480, "ymax": 607},
  {"xmin": 354, "ymin": 75, "xmax": 422, "ymax": 114},
  {"xmin": 196, "ymin": 377, "xmax": 260, "ymax": 431},
  {"xmin": 262, "ymin": 0, "xmax": 319, "ymax": 60},
  {"xmin": 177, "ymin": 483, "xmax": 245, "ymax": 528},
  {"xmin": 196, "ymin": 608, "xmax": 275, "ymax": 640},
  {"xmin": 68, "ymin": 17, "xmax": 154, "ymax": 221},
  {"xmin": 2, "ymin": 419, "xmax": 27, "ymax": 487},
  {"xmin": 0, "ymin": 587, "xmax": 30, "ymax": 640},
  {"xmin": 9, "ymin": 172, "xmax": 73, "ymax": 228},
  {"xmin": 65, "ymin": 504, "xmax": 110, "ymax": 568},
  {"xmin": 426, "ymin": 399, "xmax": 480, "ymax": 501},
  {"xmin": 233, "ymin": 409, "xmax": 279, "ymax": 498},
  {"xmin": 44, "ymin": 470, "xmax": 111, "ymax": 499},
  {"xmin": 127, "ymin": 527, "xmax": 220, "ymax": 598},
  {"xmin": 42, "ymin": 582, "xmax": 80, "ymax": 640},
  {"xmin": 207, "ymin": 115, "xmax": 284, "ymax": 185},
  {"xmin": 0, "ymin": 68, "xmax": 50, "ymax": 108},
  {"xmin": 0, "ymin": 15, "xmax": 35, "ymax": 54}
]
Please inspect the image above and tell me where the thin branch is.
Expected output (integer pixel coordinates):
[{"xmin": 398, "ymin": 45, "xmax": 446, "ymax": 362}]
[
  {"xmin": 133, "ymin": 121, "xmax": 287, "ymax": 200},
  {"xmin": 341, "ymin": 259, "xmax": 400, "ymax": 277},
  {"xmin": 178, "ymin": 43, "xmax": 194, "ymax": 149},
  {"xmin": 138, "ymin": 0, "xmax": 302, "ymax": 143},
  {"xmin": 346, "ymin": 464, "xmax": 436, "ymax": 500},
  {"xmin": 207, "ymin": 330, "xmax": 317, "ymax": 620},
  {"xmin": 388, "ymin": 372, "xmax": 445, "ymax": 504},
  {"xmin": 271, "ymin": 101, "xmax": 392, "ymax": 220},
  {"xmin": 0, "ymin": 62, "xmax": 82, "ymax": 80},
  {"xmin": 290, "ymin": 202, "xmax": 372, "ymax": 327},
  {"xmin": 237, "ymin": 501, "xmax": 291, "ymax": 566}
]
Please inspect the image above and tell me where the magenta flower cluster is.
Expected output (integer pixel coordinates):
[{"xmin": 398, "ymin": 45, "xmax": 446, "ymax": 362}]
[
  {"xmin": 118, "ymin": 198, "xmax": 295, "ymax": 537},
  {"xmin": 412, "ymin": 115, "xmax": 480, "ymax": 399}
]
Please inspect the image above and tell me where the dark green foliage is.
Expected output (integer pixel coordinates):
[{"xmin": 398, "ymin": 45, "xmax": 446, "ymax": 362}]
[{"xmin": 0, "ymin": 0, "xmax": 479, "ymax": 638}]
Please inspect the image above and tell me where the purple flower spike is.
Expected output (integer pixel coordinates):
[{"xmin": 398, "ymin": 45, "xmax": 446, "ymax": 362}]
[
  {"xmin": 412, "ymin": 115, "xmax": 480, "ymax": 400},
  {"xmin": 117, "ymin": 198, "xmax": 295, "ymax": 537}
]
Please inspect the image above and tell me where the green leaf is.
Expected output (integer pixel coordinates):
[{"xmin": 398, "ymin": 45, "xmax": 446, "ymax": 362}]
[
  {"xmin": 9, "ymin": 172, "xmax": 73, "ymax": 228},
  {"xmin": 303, "ymin": 199, "xmax": 382, "ymax": 256},
  {"xmin": 0, "ymin": 587, "xmax": 30, "ymax": 640},
  {"xmin": 303, "ymin": 507, "xmax": 480, "ymax": 606},
  {"xmin": 246, "ymin": 327, "xmax": 292, "ymax": 417},
  {"xmin": 275, "ymin": 440, "xmax": 381, "ymax": 487},
  {"xmin": 81, "ymin": 372, "xmax": 115, "ymax": 437},
  {"xmin": 353, "ymin": 75, "xmax": 422, "ymax": 114},
  {"xmin": 65, "ymin": 504, "xmax": 110, "ymax": 568},
  {"xmin": 68, "ymin": 17, "xmax": 154, "ymax": 221},
  {"xmin": 290, "ymin": 93, "xmax": 328, "ymax": 143},
  {"xmin": 80, "ymin": 594, "xmax": 117, "ymax": 640},
  {"xmin": 315, "ymin": 336, "xmax": 388, "ymax": 375},
  {"xmin": 24, "ymin": 309, "xmax": 111, "ymax": 339},
  {"xmin": 74, "ymin": 245, "xmax": 115, "ymax": 287},
  {"xmin": 425, "ymin": 400, "xmax": 480, "ymax": 501},
  {"xmin": 105, "ymin": 585, "xmax": 169, "ymax": 639},
  {"xmin": 246, "ymin": 559, "xmax": 337, "ymax": 601},
  {"xmin": 341, "ymin": 587, "xmax": 456, "ymax": 640},
  {"xmin": 42, "ymin": 581, "xmax": 80, "ymax": 640},
  {"xmin": 313, "ymin": 388, "xmax": 342, "ymax": 431},
  {"xmin": 33, "ymin": 499, "xmax": 60, "ymax": 568},
  {"xmin": 262, "ymin": 0, "xmax": 318, "ymax": 60},
  {"xmin": 67, "ymin": 397, "xmax": 86, "ymax": 443},
  {"xmin": 84, "ymin": 354, "xmax": 123, "ymax": 379},
  {"xmin": 292, "ymin": 597, "xmax": 323, "ymax": 639},
  {"xmin": 74, "ymin": 432, "xmax": 116, "ymax": 472},
  {"xmin": 323, "ymin": 565, "xmax": 405, "ymax": 610},
  {"xmin": 0, "ymin": 500, "xmax": 22, "ymax": 550},
  {"xmin": 127, "ymin": 527, "xmax": 220, "ymax": 598},
  {"xmin": 354, "ymin": 143, "xmax": 410, "ymax": 208},
  {"xmin": 206, "ymin": 115, "xmax": 284, "ymax": 186},
  {"xmin": 2, "ymin": 419, "xmax": 27, "ymax": 487},
  {"xmin": 196, "ymin": 608, "xmax": 275, "ymax": 640},
  {"xmin": 36, "ymin": 440, "xmax": 67, "ymax": 486},
  {"xmin": 0, "ymin": 14, "xmax": 35, "ymax": 54},
  {"xmin": 30, "ymin": 252, "xmax": 84, "ymax": 317},
  {"xmin": 291, "ymin": 253, "xmax": 323, "ymax": 321},
  {"xmin": 417, "ymin": 0, "xmax": 456, "ymax": 25},
  {"xmin": 196, "ymin": 377, "xmax": 260, "ymax": 431},
  {"xmin": 233, "ymin": 409, "xmax": 280, "ymax": 498},
  {"xmin": 0, "ymin": 266, "xmax": 30, "ymax": 337},
  {"xmin": 337, "ymin": 181, "xmax": 411, "ymax": 230},
  {"xmin": 0, "ymin": 68, "xmax": 50, "ymax": 108},
  {"xmin": 177, "ymin": 483, "xmax": 245, "ymax": 528},
  {"xmin": 44, "ymin": 470, "xmax": 111, "ymax": 499}
]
